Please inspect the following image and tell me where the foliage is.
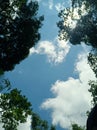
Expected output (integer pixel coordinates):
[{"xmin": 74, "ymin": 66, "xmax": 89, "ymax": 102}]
[
  {"xmin": 0, "ymin": 79, "xmax": 11, "ymax": 92},
  {"xmin": 87, "ymin": 53, "xmax": 97, "ymax": 107},
  {"xmin": 57, "ymin": 1, "xmax": 97, "ymax": 130},
  {"xmin": 58, "ymin": 1, "xmax": 97, "ymax": 129},
  {"xmin": 50, "ymin": 125, "xmax": 56, "ymax": 130},
  {"xmin": 0, "ymin": 69, "xmax": 4, "ymax": 75},
  {"xmin": 57, "ymin": 0, "xmax": 97, "ymax": 48},
  {"xmin": 71, "ymin": 123, "xmax": 85, "ymax": 130},
  {"xmin": 0, "ymin": 0, "xmax": 43, "ymax": 71},
  {"xmin": 88, "ymin": 53, "xmax": 97, "ymax": 76},
  {"xmin": 0, "ymin": 79, "xmax": 56, "ymax": 130},
  {"xmin": 88, "ymin": 80, "xmax": 97, "ymax": 106},
  {"xmin": 31, "ymin": 112, "xmax": 48, "ymax": 130},
  {"xmin": 31, "ymin": 112, "xmax": 56, "ymax": 130},
  {"xmin": 0, "ymin": 88, "xmax": 32, "ymax": 130}
]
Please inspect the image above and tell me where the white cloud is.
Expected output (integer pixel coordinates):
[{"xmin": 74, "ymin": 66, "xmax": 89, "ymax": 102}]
[
  {"xmin": 55, "ymin": 1, "xmax": 71, "ymax": 12},
  {"xmin": 49, "ymin": 0, "xmax": 53, "ymax": 10},
  {"xmin": 55, "ymin": 3, "xmax": 65, "ymax": 12},
  {"xmin": 41, "ymin": 53, "xmax": 96, "ymax": 129},
  {"xmin": 30, "ymin": 38, "xmax": 70, "ymax": 64}
]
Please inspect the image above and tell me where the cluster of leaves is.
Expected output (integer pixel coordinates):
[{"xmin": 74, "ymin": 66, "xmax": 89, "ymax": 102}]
[
  {"xmin": 87, "ymin": 52, "xmax": 97, "ymax": 108},
  {"xmin": 58, "ymin": 0, "xmax": 97, "ymax": 48},
  {"xmin": 0, "ymin": 88, "xmax": 32, "ymax": 130},
  {"xmin": 31, "ymin": 112, "xmax": 56, "ymax": 130},
  {"xmin": 0, "ymin": 79, "xmax": 11, "ymax": 92},
  {"xmin": 0, "ymin": 0, "xmax": 43, "ymax": 71},
  {"xmin": 88, "ymin": 53, "xmax": 97, "ymax": 77},
  {"xmin": 88, "ymin": 80, "xmax": 97, "ymax": 106},
  {"xmin": 71, "ymin": 123, "xmax": 85, "ymax": 130}
]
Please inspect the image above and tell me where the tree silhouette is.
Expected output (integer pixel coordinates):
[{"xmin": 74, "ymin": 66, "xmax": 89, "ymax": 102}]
[
  {"xmin": 72, "ymin": 123, "xmax": 85, "ymax": 130},
  {"xmin": 0, "ymin": 0, "xmax": 43, "ymax": 71}
]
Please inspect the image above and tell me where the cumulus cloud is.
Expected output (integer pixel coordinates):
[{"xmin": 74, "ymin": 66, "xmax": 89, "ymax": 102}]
[
  {"xmin": 41, "ymin": 53, "xmax": 96, "ymax": 129},
  {"xmin": 30, "ymin": 38, "xmax": 70, "ymax": 64}
]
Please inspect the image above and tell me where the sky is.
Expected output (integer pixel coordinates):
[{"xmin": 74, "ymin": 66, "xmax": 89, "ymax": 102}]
[{"xmin": 2, "ymin": 0, "xmax": 96, "ymax": 130}]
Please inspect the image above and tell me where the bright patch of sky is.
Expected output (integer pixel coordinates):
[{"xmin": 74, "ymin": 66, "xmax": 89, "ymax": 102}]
[{"xmin": 4, "ymin": 0, "xmax": 95, "ymax": 130}]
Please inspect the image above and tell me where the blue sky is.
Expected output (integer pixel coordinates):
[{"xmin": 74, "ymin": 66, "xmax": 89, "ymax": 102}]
[{"xmin": 2, "ymin": 0, "xmax": 96, "ymax": 130}]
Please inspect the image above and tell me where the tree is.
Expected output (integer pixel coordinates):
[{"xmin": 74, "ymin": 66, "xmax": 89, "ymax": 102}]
[
  {"xmin": 57, "ymin": 0, "xmax": 97, "ymax": 80},
  {"xmin": 0, "ymin": 79, "xmax": 56, "ymax": 130},
  {"xmin": 0, "ymin": 0, "xmax": 43, "ymax": 71},
  {"xmin": 50, "ymin": 125, "xmax": 56, "ymax": 130},
  {"xmin": 57, "ymin": 1, "xmax": 97, "ymax": 129},
  {"xmin": 88, "ymin": 80, "xmax": 97, "ymax": 106},
  {"xmin": 0, "ymin": 88, "xmax": 32, "ymax": 130},
  {"xmin": 31, "ymin": 112, "xmax": 56, "ymax": 130},
  {"xmin": 0, "ymin": 79, "xmax": 11, "ymax": 92},
  {"xmin": 57, "ymin": 0, "xmax": 97, "ymax": 48},
  {"xmin": 71, "ymin": 123, "xmax": 85, "ymax": 130},
  {"xmin": 57, "ymin": 0, "xmax": 97, "ymax": 99}
]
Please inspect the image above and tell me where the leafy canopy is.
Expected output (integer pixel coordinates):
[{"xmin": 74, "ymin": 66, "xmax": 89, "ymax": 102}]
[
  {"xmin": 31, "ymin": 112, "xmax": 56, "ymax": 130},
  {"xmin": 58, "ymin": 0, "xmax": 97, "ymax": 48},
  {"xmin": 0, "ymin": 0, "xmax": 43, "ymax": 71},
  {"xmin": 0, "ymin": 88, "xmax": 32, "ymax": 130},
  {"xmin": 71, "ymin": 123, "xmax": 85, "ymax": 130},
  {"xmin": 0, "ymin": 79, "xmax": 56, "ymax": 130}
]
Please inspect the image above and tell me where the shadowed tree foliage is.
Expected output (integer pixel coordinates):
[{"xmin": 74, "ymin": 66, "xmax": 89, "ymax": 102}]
[
  {"xmin": 72, "ymin": 123, "xmax": 85, "ymax": 130},
  {"xmin": 0, "ymin": 79, "xmax": 11, "ymax": 92},
  {"xmin": 87, "ymin": 52, "xmax": 97, "ymax": 79},
  {"xmin": 57, "ymin": 0, "xmax": 97, "ymax": 48},
  {"xmin": 31, "ymin": 112, "xmax": 48, "ymax": 130},
  {"xmin": 88, "ymin": 57, "xmax": 97, "ymax": 107},
  {"xmin": 31, "ymin": 112, "xmax": 56, "ymax": 130},
  {"xmin": 0, "ymin": 0, "xmax": 43, "ymax": 71},
  {"xmin": 89, "ymin": 80, "xmax": 97, "ymax": 106},
  {"xmin": 57, "ymin": 0, "xmax": 97, "ymax": 77},
  {"xmin": 50, "ymin": 125, "xmax": 56, "ymax": 130},
  {"xmin": 86, "ymin": 104, "xmax": 97, "ymax": 130},
  {"xmin": 0, "ymin": 88, "xmax": 32, "ymax": 130},
  {"xmin": 87, "ymin": 52, "xmax": 97, "ymax": 109}
]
